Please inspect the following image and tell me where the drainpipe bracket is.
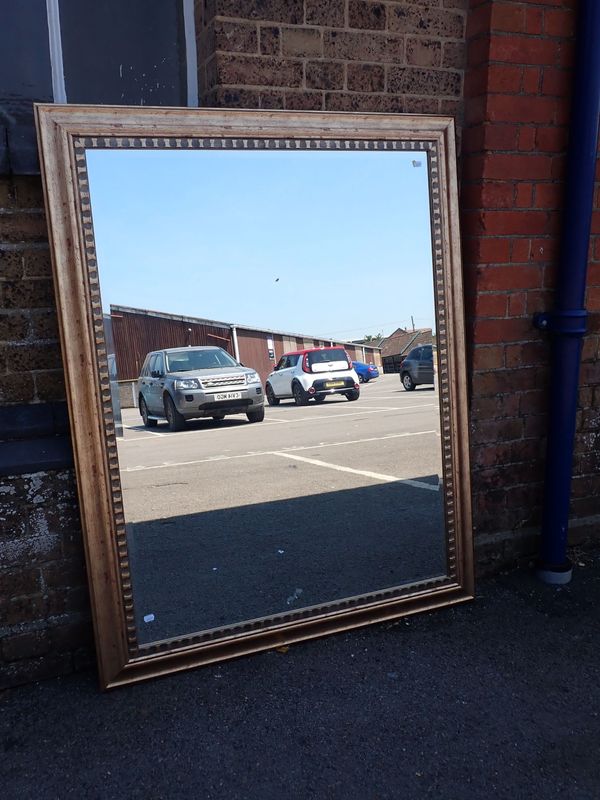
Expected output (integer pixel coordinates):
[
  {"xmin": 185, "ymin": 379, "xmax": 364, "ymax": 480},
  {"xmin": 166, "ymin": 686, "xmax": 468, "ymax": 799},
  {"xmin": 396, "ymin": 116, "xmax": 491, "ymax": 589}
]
[{"xmin": 533, "ymin": 309, "xmax": 587, "ymax": 336}]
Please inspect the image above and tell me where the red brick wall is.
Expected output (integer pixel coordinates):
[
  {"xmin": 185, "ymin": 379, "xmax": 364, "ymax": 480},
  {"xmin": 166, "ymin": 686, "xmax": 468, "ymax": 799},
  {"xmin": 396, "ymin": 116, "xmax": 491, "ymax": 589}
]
[{"xmin": 461, "ymin": 0, "xmax": 599, "ymax": 570}]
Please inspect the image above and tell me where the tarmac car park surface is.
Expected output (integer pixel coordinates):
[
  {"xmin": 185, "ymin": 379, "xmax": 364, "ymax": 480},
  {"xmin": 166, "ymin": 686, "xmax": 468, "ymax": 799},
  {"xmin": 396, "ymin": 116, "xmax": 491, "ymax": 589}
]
[{"xmin": 116, "ymin": 375, "xmax": 444, "ymax": 643}]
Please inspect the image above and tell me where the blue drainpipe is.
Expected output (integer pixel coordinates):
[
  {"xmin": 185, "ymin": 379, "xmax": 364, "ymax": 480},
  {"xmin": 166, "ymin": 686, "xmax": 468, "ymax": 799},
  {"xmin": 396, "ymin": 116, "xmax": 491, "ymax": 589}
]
[{"xmin": 533, "ymin": 0, "xmax": 600, "ymax": 584}]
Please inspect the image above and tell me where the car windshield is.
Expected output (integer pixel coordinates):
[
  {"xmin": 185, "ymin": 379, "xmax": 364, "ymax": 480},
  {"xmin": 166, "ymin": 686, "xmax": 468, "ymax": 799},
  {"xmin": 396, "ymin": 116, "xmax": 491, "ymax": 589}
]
[
  {"xmin": 307, "ymin": 348, "xmax": 348, "ymax": 366},
  {"xmin": 165, "ymin": 348, "xmax": 238, "ymax": 372}
]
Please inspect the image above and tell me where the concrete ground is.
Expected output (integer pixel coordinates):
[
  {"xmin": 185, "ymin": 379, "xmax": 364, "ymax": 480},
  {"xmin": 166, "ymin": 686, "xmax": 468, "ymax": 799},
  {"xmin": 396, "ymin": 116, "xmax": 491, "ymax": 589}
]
[
  {"xmin": 117, "ymin": 376, "xmax": 447, "ymax": 644},
  {"xmin": 1, "ymin": 548, "xmax": 599, "ymax": 800}
]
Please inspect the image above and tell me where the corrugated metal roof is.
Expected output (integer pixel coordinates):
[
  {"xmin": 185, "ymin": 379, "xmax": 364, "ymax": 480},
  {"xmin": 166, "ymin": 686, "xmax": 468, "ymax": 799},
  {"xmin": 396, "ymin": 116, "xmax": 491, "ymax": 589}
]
[
  {"xmin": 110, "ymin": 305, "xmax": 232, "ymax": 329},
  {"xmin": 110, "ymin": 305, "xmax": 382, "ymax": 353}
]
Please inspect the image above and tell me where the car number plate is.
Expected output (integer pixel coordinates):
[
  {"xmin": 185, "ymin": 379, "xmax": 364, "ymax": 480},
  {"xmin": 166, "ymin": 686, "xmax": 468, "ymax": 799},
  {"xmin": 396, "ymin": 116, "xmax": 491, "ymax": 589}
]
[
  {"xmin": 214, "ymin": 391, "xmax": 242, "ymax": 401},
  {"xmin": 325, "ymin": 381, "xmax": 344, "ymax": 388}
]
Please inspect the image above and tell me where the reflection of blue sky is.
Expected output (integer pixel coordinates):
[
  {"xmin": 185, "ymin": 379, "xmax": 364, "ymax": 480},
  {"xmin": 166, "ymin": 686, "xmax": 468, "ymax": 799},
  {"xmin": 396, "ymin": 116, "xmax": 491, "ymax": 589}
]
[{"xmin": 86, "ymin": 149, "xmax": 435, "ymax": 340}]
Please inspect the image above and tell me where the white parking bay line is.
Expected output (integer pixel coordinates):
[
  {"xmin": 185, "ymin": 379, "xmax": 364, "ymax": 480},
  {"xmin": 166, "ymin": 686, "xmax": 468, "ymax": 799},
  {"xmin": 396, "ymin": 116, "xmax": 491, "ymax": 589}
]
[
  {"xmin": 265, "ymin": 403, "xmax": 436, "ymax": 425},
  {"xmin": 118, "ymin": 404, "xmax": 437, "ymax": 443},
  {"xmin": 122, "ymin": 429, "xmax": 438, "ymax": 472},
  {"xmin": 363, "ymin": 395, "xmax": 436, "ymax": 401},
  {"xmin": 123, "ymin": 428, "xmax": 167, "ymax": 442},
  {"xmin": 272, "ymin": 451, "xmax": 440, "ymax": 491},
  {"xmin": 289, "ymin": 429, "xmax": 438, "ymax": 452}
]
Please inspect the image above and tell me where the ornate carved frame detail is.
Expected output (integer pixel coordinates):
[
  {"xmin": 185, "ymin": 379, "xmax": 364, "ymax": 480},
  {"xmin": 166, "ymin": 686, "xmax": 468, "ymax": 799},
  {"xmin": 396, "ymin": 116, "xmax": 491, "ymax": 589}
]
[{"xmin": 35, "ymin": 105, "xmax": 473, "ymax": 689}]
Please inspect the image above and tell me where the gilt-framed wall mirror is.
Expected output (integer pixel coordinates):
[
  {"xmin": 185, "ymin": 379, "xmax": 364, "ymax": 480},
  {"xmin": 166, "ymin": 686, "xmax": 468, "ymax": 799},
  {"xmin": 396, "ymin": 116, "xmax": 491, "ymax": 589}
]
[{"xmin": 35, "ymin": 105, "xmax": 473, "ymax": 689}]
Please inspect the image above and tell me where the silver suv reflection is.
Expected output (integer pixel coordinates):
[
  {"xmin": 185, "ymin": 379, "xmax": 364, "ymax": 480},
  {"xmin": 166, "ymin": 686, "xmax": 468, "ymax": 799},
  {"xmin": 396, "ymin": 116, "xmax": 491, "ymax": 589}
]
[{"xmin": 137, "ymin": 346, "xmax": 264, "ymax": 431}]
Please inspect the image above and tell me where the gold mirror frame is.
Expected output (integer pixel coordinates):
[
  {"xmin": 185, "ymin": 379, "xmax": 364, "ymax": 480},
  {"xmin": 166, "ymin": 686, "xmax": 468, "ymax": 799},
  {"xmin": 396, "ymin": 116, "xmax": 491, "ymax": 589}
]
[{"xmin": 35, "ymin": 105, "xmax": 473, "ymax": 689}]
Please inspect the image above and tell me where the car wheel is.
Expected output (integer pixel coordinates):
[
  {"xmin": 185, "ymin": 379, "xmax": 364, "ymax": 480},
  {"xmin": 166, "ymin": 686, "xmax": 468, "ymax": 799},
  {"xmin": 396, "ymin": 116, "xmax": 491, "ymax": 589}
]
[
  {"xmin": 247, "ymin": 406, "xmax": 265, "ymax": 423},
  {"xmin": 313, "ymin": 394, "xmax": 326, "ymax": 404},
  {"xmin": 345, "ymin": 389, "xmax": 360, "ymax": 401},
  {"xmin": 164, "ymin": 394, "xmax": 186, "ymax": 431},
  {"xmin": 266, "ymin": 383, "xmax": 280, "ymax": 406},
  {"xmin": 292, "ymin": 382, "xmax": 309, "ymax": 406},
  {"xmin": 139, "ymin": 396, "xmax": 157, "ymax": 428},
  {"xmin": 358, "ymin": 375, "xmax": 364, "ymax": 384},
  {"xmin": 212, "ymin": 413, "xmax": 225, "ymax": 422},
  {"xmin": 401, "ymin": 372, "xmax": 416, "ymax": 391}
]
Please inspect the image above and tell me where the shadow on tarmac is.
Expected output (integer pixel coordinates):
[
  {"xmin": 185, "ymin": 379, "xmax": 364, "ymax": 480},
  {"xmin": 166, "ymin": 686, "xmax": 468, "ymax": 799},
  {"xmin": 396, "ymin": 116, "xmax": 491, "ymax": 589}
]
[{"xmin": 126, "ymin": 477, "xmax": 446, "ymax": 644}]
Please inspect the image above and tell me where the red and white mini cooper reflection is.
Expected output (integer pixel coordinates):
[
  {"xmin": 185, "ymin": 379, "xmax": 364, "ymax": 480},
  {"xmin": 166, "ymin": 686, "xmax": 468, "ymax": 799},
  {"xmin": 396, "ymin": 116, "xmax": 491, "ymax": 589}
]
[{"xmin": 265, "ymin": 346, "xmax": 360, "ymax": 406}]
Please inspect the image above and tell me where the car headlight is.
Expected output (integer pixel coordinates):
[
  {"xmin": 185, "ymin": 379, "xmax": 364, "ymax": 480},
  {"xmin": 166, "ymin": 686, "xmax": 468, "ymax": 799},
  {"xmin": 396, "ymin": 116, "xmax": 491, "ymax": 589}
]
[
  {"xmin": 246, "ymin": 371, "xmax": 260, "ymax": 384},
  {"xmin": 174, "ymin": 378, "xmax": 201, "ymax": 390}
]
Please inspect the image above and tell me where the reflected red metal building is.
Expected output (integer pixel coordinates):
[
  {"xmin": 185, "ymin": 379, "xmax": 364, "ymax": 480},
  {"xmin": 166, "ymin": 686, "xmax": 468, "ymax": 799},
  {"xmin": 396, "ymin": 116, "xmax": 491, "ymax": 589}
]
[{"xmin": 110, "ymin": 305, "xmax": 382, "ymax": 388}]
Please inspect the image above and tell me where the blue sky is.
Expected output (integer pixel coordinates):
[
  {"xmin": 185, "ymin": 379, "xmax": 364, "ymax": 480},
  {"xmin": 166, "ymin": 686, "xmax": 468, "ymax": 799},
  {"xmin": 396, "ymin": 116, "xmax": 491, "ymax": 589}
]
[{"xmin": 86, "ymin": 148, "xmax": 435, "ymax": 340}]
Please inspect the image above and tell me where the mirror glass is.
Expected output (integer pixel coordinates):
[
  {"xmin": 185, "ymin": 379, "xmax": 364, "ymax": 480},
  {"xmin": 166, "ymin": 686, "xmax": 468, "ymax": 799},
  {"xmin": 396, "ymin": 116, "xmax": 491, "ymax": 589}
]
[{"xmin": 85, "ymin": 145, "xmax": 444, "ymax": 647}]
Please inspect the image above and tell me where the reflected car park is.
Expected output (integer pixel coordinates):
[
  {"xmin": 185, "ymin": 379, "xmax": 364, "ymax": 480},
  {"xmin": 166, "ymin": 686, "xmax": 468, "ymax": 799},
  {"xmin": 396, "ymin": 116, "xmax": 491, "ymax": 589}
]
[
  {"xmin": 84, "ymin": 142, "xmax": 447, "ymax": 656},
  {"xmin": 119, "ymin": 373, "xmax": 443, "ymax": 643}
]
